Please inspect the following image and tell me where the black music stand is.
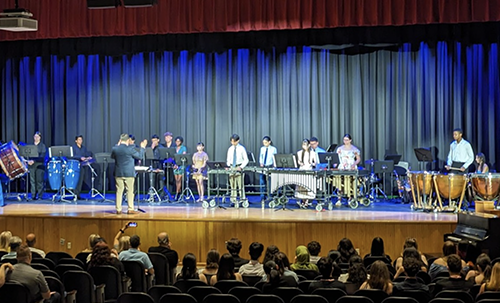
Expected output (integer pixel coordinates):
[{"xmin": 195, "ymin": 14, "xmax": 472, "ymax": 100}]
[
  {"xmin": 174, "ymin": 153, "xmax": 195, "ymax": 202},
  {"xmin": 384, "ymin": 154, "xmax": 402, "ymax": 165},
  {"xmin": 414, "ymin": 147, "xmax": 433, "ymax": 208},
  {"xmin": 326, "ymin": 144, "xmax": 338, "ymax": 153},
  {"xmin": 19, "ymin": 145, "xmax": 38, "ymax": 200},
  {"xmin": 319, "ymin": 152, "xmax": 340, "ymax": 170},
  {"xmin": 94, "ymin": 152, "xmax": 114, "ymax": 203},
  {"xmin": 273, "ymin": 154, "xmax": 297, "ymax": 168},
  {"xmin": 144, "ymin": 147, "xmax": 162, "ymax": 203},
  {"xmin": 157, "ymin": 147, "xmax": 175, "ymax": 200},
  {"xmin": 373, "ymin": 160, "xmax": 394, "ymax": 200},
  {"xmin": 206, "ymin": 161, "xmax": 229, "ymax": 210},
  {"xmin": 48, "ymin": 146, "xmax": 75, "ymax": 202}
]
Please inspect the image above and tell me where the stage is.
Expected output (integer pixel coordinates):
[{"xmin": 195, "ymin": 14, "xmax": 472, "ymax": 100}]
[{"xmin": 0, "ymin": 193, "xmax": 457, "ymax": 264}]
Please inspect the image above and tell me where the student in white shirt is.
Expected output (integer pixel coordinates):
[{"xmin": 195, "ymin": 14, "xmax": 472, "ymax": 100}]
[
  {"xmin": 226, "ymin": 134, "xmax": 249, "ymax": 204},
  {"xmin": 259, "ymin": 136, "xmax": 277, "ymax": 202},
  {"xmin": 445, "ymin": 128, "xmax": 474, "ymax": 173}
]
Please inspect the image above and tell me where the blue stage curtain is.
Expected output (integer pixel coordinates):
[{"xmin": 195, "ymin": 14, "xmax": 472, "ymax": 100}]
[{"xmin": 1, "ymin": 42, "xmax": 500, "ymax": 169}]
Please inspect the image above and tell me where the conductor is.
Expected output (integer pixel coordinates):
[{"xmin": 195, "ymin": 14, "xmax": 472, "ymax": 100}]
[{"xmin": 111, "ymin": 134, "xmax": 147, "ymax": 214}]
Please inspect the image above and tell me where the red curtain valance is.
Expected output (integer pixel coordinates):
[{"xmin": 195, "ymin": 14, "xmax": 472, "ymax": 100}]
[{"xmin": 0, "ymin": 0, "xmax": 499, "ymax": 42}]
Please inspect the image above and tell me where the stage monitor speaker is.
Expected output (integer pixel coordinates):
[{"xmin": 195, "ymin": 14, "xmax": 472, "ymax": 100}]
[
  {"xmin": 87, "ymin": 0, "xmax": 120, "ymax": 9},
  {"xmin": 123, "ymin": 0, "xmax": 157, "ymax": 7}
]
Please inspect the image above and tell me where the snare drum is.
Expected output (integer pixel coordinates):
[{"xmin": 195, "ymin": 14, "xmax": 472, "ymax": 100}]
[
  {"xmin": 470, "ymin": 173, "xmax": 500, "ymax": 201},
  {"xmin": 65, "ymin": 160, "xmax": 80, "ymax": 190},
  {"xmin": 0, "ymin": 141, "xmax": 28, "ymax": 180},
  {"xmin": 47, "ymin": 159, "xmax": 63, "ymax": 190},
  {"xmin": 433, "ymin": 173, "xmax": 467, "ymax": 210},
  {"xmin": 408, "ymin": 171, "xmax": 435, "ymax": 209}
]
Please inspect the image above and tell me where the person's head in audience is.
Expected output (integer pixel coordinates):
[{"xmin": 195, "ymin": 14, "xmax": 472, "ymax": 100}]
[
  {"xmin": 264, "ymin": 260, "xmax": 280, "ymax": 287},
  {"xmin": 129, "ymin": 235, "xmax": 141, "ymax": 249},
  {"xmin": 332, "ymin": 262, "xmax": 342, "ymax": 279},
  {"xmin": 347, "ymin": 255, "xmax": 367, "ymax": 284},
  {"xmin": 25, "ymin": 233, "xmax": 38, "ymax": 248},
  {"xmin": 317, "ymin": 257, "xmax": 333, "ymax": 278},
  {"xmin": 206, "ymin": 249, "xmax": 220, "ymax": 270},
  {"xmin": 338, "ymin": 238, "xmax": 357, "ymax": 263},
  {"xmin": 294, "ymin": 245, "xmax": 312, "ymax": 265},
  {"xmin": 118, "ymin": 236, "xmax": 130, "ymax": 253},
  {"xmin": 403, "ymin": 237, "xmax": 419, "ymax": 251},
  {"xmin": 157, "ymin": 232, "xmax": 172, "ymax": 249},
  {"xmin": 446, "ymin": 254, "xmax": 462, "ymax": 275},
  {"xmin": 180, "ymin": 253, "xmax": 198, "ymax": 280},
  {"xmin": 87, "ymin": 234, "xmax": 101, "ymax": 250},
  {"xmin": 226, "ymin": 238, "xmax": 243, "ymax": 257},
  {"xmin": 403, "ymin": 257, "xmax": 421, "ymax": 278},
  {"xmin": 0, "ymin": 231, "xmax": 12, "ymax": 251},
  {"xmin": 307, "ymin": 241, "xmax": 321, "ymax": 257},
  {"xmin": 327, "ymin": 250, "xmax": 340, "ymax": 263},
  {"xmin": 486, "ymin": 263, "xmax": 500, "ymax": 291},
  {"xmin": 458, "ymin": 240, "xmax": 480, "ymax": 264},
  {"xmin": 9, "ymin": 236, "xmax": 22, "ymax": 253},
  {"xmin": 89, "ymin": 242, "xmax": 113, "ymax": 268},
  {"xmin": 273, "ymin": 252, "xmax": 291, "ymax": 275},
  {"xmin": 16, "ymin": 244, "xmax": 32, "ymax": 264},
  {"xmin": 248, "ymin": 242, "xmax": 264, "ymax": 261},
  {"xmin": 366, "ymin": 260, "xmax": 391, "ymax": 291},
  {"xmin": 370, "ymin": 237, "xmax": 386, "ymax": 257},
  {"xmin": 217, "ymin": 253, "xmax": 236, "ymax": 281},
  {"xmin": 263, "ymin": 245, "xmax": 280, "ymax": 264},
  {"xmin": 442, "ymin": 241, "xmax": 456, "ymax": 257},
  {"xmin": 476, "ymin": 253, "xmax": 492, "ymax": 278}
]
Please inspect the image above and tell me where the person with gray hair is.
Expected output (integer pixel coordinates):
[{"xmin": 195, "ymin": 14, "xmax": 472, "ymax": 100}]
[
  {"xmin": 148, "ymin": 232, "xmax": 179, "ymax": 271},
  {"xmin": 1, "ymin": 236, "xmax": 23, "ymax": 260}
]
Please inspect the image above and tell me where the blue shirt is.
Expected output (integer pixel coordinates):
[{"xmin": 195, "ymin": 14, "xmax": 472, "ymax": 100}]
[
  {"xmin": 259, "ymin": 145, "xmax": 278, "ymax": 167},
  {"xmin": 118, "ymin": 248, "xmax": 154, "ymax": 269},
  {"xmin": 313, "ymin": 146, "xmax": 326, "ymax": 168}
]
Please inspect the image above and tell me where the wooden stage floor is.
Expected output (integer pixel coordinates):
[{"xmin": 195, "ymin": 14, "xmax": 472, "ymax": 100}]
[{"xmin": 0, "ymin": 201, "xmax": 458, "ymax": 265}]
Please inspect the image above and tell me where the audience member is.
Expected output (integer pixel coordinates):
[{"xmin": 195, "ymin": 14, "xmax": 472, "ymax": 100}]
[
  {"xmin": 210, "ymin": 253, "xmax": 242, "ymax": 285},
  {"xmin": 226, "ymin": 237, "xmax": 249, "ymax": 268},
  {"xmin": 338, "ymin": 238, "xmax": 358, "ymax": 264},
  {"xmin": 308, "ymin": 257, "xmax": 346, "ymax": 292},
  {"xmin": 263, "ymin": 245, "xmax": 280, "ymax": 264},
  {"xmin": 479, "ymin": 262, "xmax": 500, "ymax": 294},
  {"xmin": 81, "ymin": 233, "xmax": 101, "ymax": 253},
  {"xmin": 6, "ymin": 245, "xmax": 61, "ymax": 303},
  {"xmin": 465, "ymin": 253, "xmax": 491, "ymax": 285},
  {"xmin": 395, "ymin": 238, "xmax": 428, "ymax": 271},
  {"xmin": 199, "ymin": 249, "xmax": 219, "ymax": 283},
  {"xmin": 394, "ymin": 256, "xmax": 429, "ymax": 292},
  {"xmin": 26, "ymin": 233, "xmax": 46, "ymax": 258},
  {"xmin": 87, "ymin": 242, "xmax": 126, "ymax": 278},
  {"xmin": 393, "ymin": 248, "xmax": 427, "ymax": 279},
  {"xmin": 274, "ymin": 252, "xmax": 299, "ymax": 282},
  {"xmin": 148, "ymin": 232, "xmax": 179, "ymax": 272},
  {"xmin": 342, "ymin": 255, "xmax": 368, "ymax": 287},
  {"xmin": 433, "ymin": 254, "xmax": 474, "ymax": 296},
  {"xmin": 238, "ymin": 242, "xmax": 266, "ymax": 279},
  {"xmin": 118, "ymin": 235, "xmax": 154, "ymax": 275},
  {"xmin": 364, "ymin": 237, "xmax": 391, "ymax": 263},
  {"xmin": 262, "ymin": 260, "xmax": 298, "ymax": 293},
  {"xmin": 0, "ymin": 231, "xmax": 12, "ymax": 252},
  {"xmin": 291, "ymin": 245, "xmax": 319, "ymax": 271},
  {"xmin": 359, "ymin": 260, "xmax": 393, "ymax": 294},
  {"xmin": 1, "ymin": 236, "xmax": 22, "ymax": 261},
  {"xmin": 307, "ymin": 241, "xmax": 322, "ymax": 264},
  {"xmin": 0, "ymin": 262, "xmax": 13, "ymax": 287},
  {"xmin": 176, "ymin": 253, "xmax": 201, "ymax": 282},
  {"xmin": 117, "ymin": 236, "xmax": 131, "ymax": 254},
  {"xmin": 429, "ymin": 241, "xmax": 466, "ymax": 280}
]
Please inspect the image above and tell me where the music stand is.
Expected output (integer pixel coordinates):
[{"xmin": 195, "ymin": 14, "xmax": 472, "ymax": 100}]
[
  {"xmin": 19, "ymin": 145, "xmax": 38, "ymax": 200},
  {"xmin": 48, "ymin": 146, "xmax": 75, "ymax": 202},
  {"xmin": 157, "ymin": 147, "xmax": 175, "ymax": 200},
  {"xmin": 414, "ymin": 147, "xmax": 433, "ymax": 208},
  {"xmin": 384, "ymin": 154, "xmax": 402, "ymax": 165},
  {"xmin": 174, "ymin": 153, "xmax": 195, "ymax": 202},
  {"xmin": 319, "ymin": 152, "xmax": 340, "ymax": 170},
  {"xmin": 247, "ymin": 152, "xmax": 256, "ymax": 164},
  {"xmin": 326, "ymin": 144, "xmax": 338, "ymax": 153},
  {"xmin": 206, "ymin": 161, "xmax": 229, "ymax": 210},
  {"xmin": 94, "ymin": 153, "xmax": 114, "ymax": 203},
  {"xmin": 273, "ymin": 154, "xmax": 297, "ymax": 169},
  {"xmin": 144, "ymin": 147, "xmax": 163, "ymax": 203}
]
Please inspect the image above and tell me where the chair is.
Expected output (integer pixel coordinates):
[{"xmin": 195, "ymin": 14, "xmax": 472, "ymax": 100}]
[
  {"xmin": 290, "ymin": 294, "xmax": 328, "ymax": 303},
  {"xmin": 247, "ymin": 294, "xmax": 285, "ymax": 303},
  {"xmin": 382, "ymin": 297, "xmax": 419, "ymax": 303},
  {"xmin": 490, "ymin": 257, "xmax": 500, "ymax": 266},
  {"xmin": 297, "ymin": 275, "xmax": 308, "ymax": 281},
  {"xmin": 476, "ymin": 291, "xmax": 500, "ymax": 302},
  {"xmin": 228, "ymin": 286, "xmax": 261, "ymax": 303},
  {"xmin": 159, "ymin": 293, "xmax": 197, "ymax": 303},
  {"xmin": 363, "ymin": 256, "xmax": 391, "ymax": 268},
  {"xmin": 254, "ymin": 281, "xmax": 266, "ymax": 291},
  {"xmin": 298, "ymin": 280, "xmax": 315, "ymax": 294},
  {"xmin": 0, "ymin": 251, "xmax": 7, "ymax": 259},
  {"xmin": 117, "ymin": 292, "xmax": 155, "ymax": 303},
  {"xmin": 327, "ymin": 251, "xmax": 341, "ymax": 263},
  {"xmin": 75, "ymin": 251, "xmax": 91, "ymax": 265},
  {"xmin": 202, "ymin": 293, "xmax": 240, "ymax": 303},
  {"xmin": 41, "ymin": 269, "xmax": 61, "ymax": 280},
  {"xmin": 0, "ymin": 281, "xmax": 33, "ymax": 303},
  {"xmin": 311, "ymin": 288, "xmax": 347, "ymax": 303},
  {"xmin": 32, "ymin": 257, "xmax": 56, "ymax": 269},
  {"xmin": 354, "ymin": 289, "xmax": 389, "ymax": 303},
  {"xmin": 214, "ymin": 280, "xmax": 249, "ymax": 293},
  {"xmin": 416, "ymin": 271, "xmax": 431, "ymax": 285},
  {"xmin": 55, "ymin": 264, "xmax": 83, "ymax": 278},
  {"xmin": 435, "ymin": 290, "xmax": 473, "ymax": 303},
  {"xmin": 31, "ymin": 251, "xmax": 44, "ymax": 259},
  {"xmin": 344, "ymin": 282, "xmax": 360, "ymax": 295},
  {"xmin": 46, "ymin": 251, "xmax": 73, "ymax": 264},
  {"xmin": 45, "ymin": 276, "xmax": 77, "ymax": 303},
  {"xmin": 468, "ymin": 284, "xmax": 481, "ymax": 299},
  {"xmin": 428, "ymin": 299, "xmax": 464, "ymax": 303},
  {"xmin": 187, "ymin": 285, "xmax": 221, "ymax": 303},
  {"xmin": 336, "ymin": 295, "xmax": 375, "ymax": 303},
  {"xmin": 59, "ymin": 257, "xmax": 85, "ymax": 268},
  {"xmin": 397, "ymin": 290, "xmax": 432, "ymax": 303},
  {"xmin": 294, "ymin": 269, "xmax": 320, "ymax": 280},
  {"xmin": 427, "ymin": 257, "xmax": 438, "ymax": 267},
  {"xmin": 338, "ymin": 263, "xmax": 350, "ymax": 270},
  {"xmin": 477, "ymin": 299, "xmax": 500, "ymax": 303},
  {"xmin": 173, "ymin": 279, "xmax": 208, "ymax": 292},
  {"xmin": 122, "ymin": 260, "xmax": 149, "ymax": 292},
  {"xmin": 149, "ymin": 252, "xmax": 173, "ymax": 285},
  {"xmin": 89, "ymin": 265, "xmax": 124, "ymax": 302},
  {"xmin": 0, "ymin": 258, "xmax": 17, "ymax": 264},
  {"xmin": 271, "ymin": 286, "xmax": 303, "ymax": 303},
  {"xmin": 31, "ymin": 263, "xmax": 50, "ymax": 270},
  {"xmin": 431, "ymin": 271, "xmax": 450, "ymax": 283},
  {"xmin": 242, "ymin": 275, "xmax": 264, "ymax": 286},
  {"xmin": 63, "ymin": 270, "xmax": 105, "ymax": 303},
  {"xmin": 148, "ymin": 285, "xmax": 181, "ymax": 303}
]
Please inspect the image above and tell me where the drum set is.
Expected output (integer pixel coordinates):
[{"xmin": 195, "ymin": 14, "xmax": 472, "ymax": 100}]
[{"xmin": 47, "ymin": 157, "xmax": 81, "ymax": 202}]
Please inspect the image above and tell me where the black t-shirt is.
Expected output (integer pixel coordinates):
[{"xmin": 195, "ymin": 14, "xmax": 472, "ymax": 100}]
[
  {"xmin": 232, "ymin": 255, "xmax": 250, "ymax": 268},
  {"xmin": 148, "ymin": 246, "xmax": 179, "ymax": 270}
]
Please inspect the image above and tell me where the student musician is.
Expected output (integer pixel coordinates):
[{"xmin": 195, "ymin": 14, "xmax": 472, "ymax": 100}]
[
  {"xmin": 445, "ymin": 128, "xmax": 474, "ymax": 173},
  {"xmin": 226, "ymin": 134, "xmax": 249, "ymax": 206},
  {"xmin": 475, "ymin": 153, "xmax": 489, "ymax": 173},
  {"xmin": 192, "ymin": 142, "xmax": 209, "ymax": 202},
  {"xmin": 259, "ymin": 136, "xmax": 277, "ymax": 202},
  {"xmin": 296, "ymin": 139, "xmax": 316, "ymax": 208}
]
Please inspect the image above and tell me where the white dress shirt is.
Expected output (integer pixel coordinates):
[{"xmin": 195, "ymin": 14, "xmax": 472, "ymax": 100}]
[
  {"xmin": 259, "ymin": 145, "xmax": 278, "ymax": 167},
  {"xmin": 226, "ymin": 144, "xmax": 249, "ymax": 169},
  {"xmin": 447, "ymin": 139, "xmax": 474, "ymax": 169}
]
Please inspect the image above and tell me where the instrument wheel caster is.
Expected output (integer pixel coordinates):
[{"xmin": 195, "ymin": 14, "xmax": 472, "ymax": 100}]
[
  {"xmin": 209, "ymin": 200, "xmax": 217, "ymax": 208},
  {"xmin": 361, "ymin": 198, "xmax": 371, "ymax": 206},
  {"xmin": 242, "ymin": 200, "xmax": 249, "ymax": 208},
  {"xmin": 410, "ymin": 204, "xmax": 415, "ymax": 211},
  {"xmin": 328, "ymin": 203, "xmax": 333, "ymax": 211},
  {"xmin": 349, "ymin": 199, "xmax": 359, "ymax": 209},
  {"xmin": 202, "ymin": 201, "xmax": 209, "ymax": 209},
  {"xmin": 335, "ymin": 200, "xmax": 342, "ymax": 207},
  {"xmin": 269, "ymin": 201, "xmax": 276, "ymax": 209},
  {"xmin": 315, "ymin": 204, "xmax": 323, "ymax": 212}
]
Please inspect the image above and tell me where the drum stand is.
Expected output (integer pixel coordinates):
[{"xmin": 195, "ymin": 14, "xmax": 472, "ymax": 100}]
[
  {"xmin": 204, "ymin": 168, "xmax": 227, "ymax": 210},
  {"xmin": 52, "ymin": 178, "xmax": 77, "ymax": 203},
  {"xmin": 179, "ymin": 168, "xmax": 195, "ymax": 202},
  {"xmin": 87, "ymin": 164, "xmax": 105, "ymax": 200},
  {"xmin": 368, "ymin": 161, "xmax": 388, "ymax": 202},
  {"xmin": 146, "ymin": 168, "xmax": 162, "ymax": 203}
]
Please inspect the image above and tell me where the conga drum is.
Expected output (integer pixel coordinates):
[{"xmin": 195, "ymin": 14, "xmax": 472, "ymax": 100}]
[
  {"xmin": 470, "ymin": 173, "xmax": 500, "ymax": 201},
  {"xmin": 408, "ymin": 171, "xmax": 435, "ymax": 209},
  {"xmin": 47, "ymin": 159, "xmax": 63, "ymax": 190},
  {"xmin": 0, "ymin": 141, "xmax": 28, "ymax": 180},
  {"xmin": 433, "ymin": 173, "xmax": 467, "ymax": 211},
  {"xmin": 65, "ymin": 160, "xmax": 80, "ymax": 190}
]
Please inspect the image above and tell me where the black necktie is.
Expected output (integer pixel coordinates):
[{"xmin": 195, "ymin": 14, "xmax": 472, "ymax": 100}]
[{"xmin": 263, "ymin": 147, "xmax": 268, "ymax": 166}]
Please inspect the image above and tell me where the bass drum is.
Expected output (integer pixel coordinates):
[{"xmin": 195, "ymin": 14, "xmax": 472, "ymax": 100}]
[
  {"xmin": 470, "ymin": 173, "xmax": 500, "ymax": 201},
  {"xmin": 0, "ymin": 141, "xmax": 28, "ymax": 180}
]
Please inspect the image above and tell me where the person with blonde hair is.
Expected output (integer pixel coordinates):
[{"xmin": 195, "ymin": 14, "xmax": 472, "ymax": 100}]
[
  {"xmin": 359, "ymin": 260, "xmax": 393, "ymax": 295},
  {"xmin": 0, "ymin": 231, "xmax": 12, "ymax": 252},
  {"xmin": 479, "ymin": 262, "xmax": 500, "ymax": 294}
]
